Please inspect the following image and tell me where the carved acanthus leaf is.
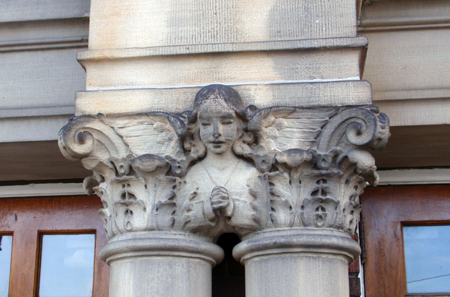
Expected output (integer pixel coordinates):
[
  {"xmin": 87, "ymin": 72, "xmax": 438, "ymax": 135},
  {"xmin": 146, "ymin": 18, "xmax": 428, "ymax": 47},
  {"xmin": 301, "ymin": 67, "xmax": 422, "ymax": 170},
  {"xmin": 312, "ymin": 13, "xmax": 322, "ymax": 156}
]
[
  {"xmin": 59, "ymin": 113, "xmax": 184, "ymax": 239},
  {"xmin": 267, "ymin": 172, "xmax": 295, "ymax": 228}
]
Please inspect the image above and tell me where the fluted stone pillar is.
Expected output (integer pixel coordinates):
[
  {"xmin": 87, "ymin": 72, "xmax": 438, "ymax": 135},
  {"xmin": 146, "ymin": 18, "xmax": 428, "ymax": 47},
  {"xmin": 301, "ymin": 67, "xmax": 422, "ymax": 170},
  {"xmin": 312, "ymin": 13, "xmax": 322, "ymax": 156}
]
[{"xmin": 59, "ymin": 0, "xmax": 389, "ymax": 296}]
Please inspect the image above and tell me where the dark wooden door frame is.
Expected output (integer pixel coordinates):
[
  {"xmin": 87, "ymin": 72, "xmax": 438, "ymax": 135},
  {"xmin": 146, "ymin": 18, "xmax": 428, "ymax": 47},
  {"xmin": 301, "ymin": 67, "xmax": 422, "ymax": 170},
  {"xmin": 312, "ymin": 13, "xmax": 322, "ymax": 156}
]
[
  {"xmin": 0, "ymin": 196, "xmax": 109, "ymax": 297},
  {"xmin": 362, "ymin": 186, "xmax": 450, "ymax": 297}
]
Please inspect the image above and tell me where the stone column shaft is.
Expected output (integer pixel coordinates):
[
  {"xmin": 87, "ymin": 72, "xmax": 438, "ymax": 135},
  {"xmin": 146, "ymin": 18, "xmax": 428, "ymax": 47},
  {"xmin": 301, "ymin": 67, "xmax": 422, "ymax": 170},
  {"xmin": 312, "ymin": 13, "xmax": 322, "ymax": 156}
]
[
  {"xmin": 100, "ymin": 232, "xmax": 223, "ymax": 297},
  {"xmin": 235, "ymin": 229, "xmax": 360, "ymax": 297}
]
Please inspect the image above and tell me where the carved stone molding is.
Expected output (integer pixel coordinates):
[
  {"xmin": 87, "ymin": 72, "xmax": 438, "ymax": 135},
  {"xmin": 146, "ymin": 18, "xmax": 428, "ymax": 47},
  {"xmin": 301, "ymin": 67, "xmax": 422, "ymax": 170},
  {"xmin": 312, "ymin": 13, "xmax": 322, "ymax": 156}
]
[
  {"xmin": 233, "ymin": 227, "xmax": 361, "ymax": 297},
  {"xmin": 59, "ymin": 84, "xmax": 389, "ymax": 241},
  {"xmin": 101, "ymin": 231, "xmax": 224, "ymax": 297}
]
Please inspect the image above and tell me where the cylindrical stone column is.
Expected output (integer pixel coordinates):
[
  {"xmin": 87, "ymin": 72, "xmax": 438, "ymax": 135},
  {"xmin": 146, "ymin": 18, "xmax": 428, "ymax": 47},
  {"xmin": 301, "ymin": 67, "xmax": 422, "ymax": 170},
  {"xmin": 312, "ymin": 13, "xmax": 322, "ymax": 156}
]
[
  {"xmin": 233, "ymin": 228, "xmax": 360, "ymax": 297},
  {"xmin": 100, "ymin": 232, "xmax": 224, "ymax": 297}
]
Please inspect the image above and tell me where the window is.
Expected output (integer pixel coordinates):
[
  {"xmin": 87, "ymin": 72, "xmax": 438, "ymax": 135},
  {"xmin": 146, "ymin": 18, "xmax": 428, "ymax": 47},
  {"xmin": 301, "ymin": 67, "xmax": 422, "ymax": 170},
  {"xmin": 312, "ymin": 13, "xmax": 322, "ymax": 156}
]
[
  {"xmin": 362, "ymin": 186, "xmax": 450, "ymax": 297},
  {"xmin": 38, "ymin": 234, "xmax": 96, "ymax": 297},
  {"xmin": 403, "ymin": 225, "xmax": 450, "ymax": 294},
  {"xmin": 0, "ymin": 196, "xmax": 109, "ymax": 296},
  {"xmin": 0, "ymin": 235, "xmax": 12, "ymax": 297}
]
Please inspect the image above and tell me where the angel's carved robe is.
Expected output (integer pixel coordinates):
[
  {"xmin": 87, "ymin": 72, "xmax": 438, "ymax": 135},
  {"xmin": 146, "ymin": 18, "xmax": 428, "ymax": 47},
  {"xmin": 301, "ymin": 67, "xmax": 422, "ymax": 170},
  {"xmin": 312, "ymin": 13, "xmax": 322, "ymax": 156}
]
[{"xmin": 175, "ymin": 158, "xmax": 267, "ymax": 238}]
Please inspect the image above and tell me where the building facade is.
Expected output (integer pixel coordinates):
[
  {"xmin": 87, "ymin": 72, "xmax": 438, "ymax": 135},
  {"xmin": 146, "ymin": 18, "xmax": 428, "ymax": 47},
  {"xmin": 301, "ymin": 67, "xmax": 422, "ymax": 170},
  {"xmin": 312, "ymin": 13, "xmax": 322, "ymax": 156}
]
[{"xmin": 1, "ymin": 0, "xmax": 450, "ymax": 296}]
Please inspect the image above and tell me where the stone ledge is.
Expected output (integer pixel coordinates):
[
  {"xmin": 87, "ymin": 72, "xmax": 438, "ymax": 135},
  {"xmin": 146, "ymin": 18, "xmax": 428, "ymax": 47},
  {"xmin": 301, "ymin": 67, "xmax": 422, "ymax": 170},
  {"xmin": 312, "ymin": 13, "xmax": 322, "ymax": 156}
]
[
  {"xmin": 374, "ymin": 88, "xmax": 450, "ymax": 102},
  {"xmin": 233, "ymin": 228, "xmax": 361, "ymax": 263},
  {"xmin": 78, "ymin": 37, "xmax": 368, "ymax": 60},
  {"xmin": 75, "ymin": 81, "xmax": 373, "ymax": 115},
  {"xmin": 0, "ymin": 115, "xmax": 71, "ymax": 142},
  {"xmin": 376, "ymin": 98, "xmax": 450, "ymax": 126},
  {"xmin": 0, "ymin": 106, "xmax": 75, "ymax": 119},
  {"xmin": 0, "ymin": 0, "xmax": 89, "ymax": 23},
  {"xmin": 100, "ymin": 231, "xmax": 224, "ymax": 265},
  {"xmin": 360, "ymin": 0, "xmax": 450, "ymax": 31},
  {"xmin": 82, "ymin": 48, "xmax": 366, "ymax": 89}
]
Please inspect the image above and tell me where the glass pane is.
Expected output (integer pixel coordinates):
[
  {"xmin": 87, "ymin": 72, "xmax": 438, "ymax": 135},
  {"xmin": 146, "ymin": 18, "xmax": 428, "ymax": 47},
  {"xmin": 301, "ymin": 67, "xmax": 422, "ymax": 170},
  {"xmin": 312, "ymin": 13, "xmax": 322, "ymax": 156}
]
[
  {"xmin": 404, "ymin": 225, "xmax": 450, "ymax": 294},
  {"xmin": 39, "ymin": 234, "xmax": 95, "ymax": 297},
  {"xmin": 0, "ymin": 235, "xmax": 13, "ymax": 297}
]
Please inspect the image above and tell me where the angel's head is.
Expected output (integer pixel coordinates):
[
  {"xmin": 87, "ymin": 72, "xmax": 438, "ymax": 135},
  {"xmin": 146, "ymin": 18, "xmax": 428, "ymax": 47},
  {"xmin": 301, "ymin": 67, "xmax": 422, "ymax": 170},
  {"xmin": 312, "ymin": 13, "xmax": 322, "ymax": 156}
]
[{"xmin": 185, "ymin": 85, "xmax": 251, "ymax": 157}]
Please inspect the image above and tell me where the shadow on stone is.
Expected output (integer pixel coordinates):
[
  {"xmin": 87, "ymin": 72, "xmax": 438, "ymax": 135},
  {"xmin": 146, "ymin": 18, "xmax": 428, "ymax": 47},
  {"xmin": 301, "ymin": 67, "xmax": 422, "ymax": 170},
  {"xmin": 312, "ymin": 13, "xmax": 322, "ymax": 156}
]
[{"xmin": 212, "ymin": 233, "xmax": 245, "ymax": 297}]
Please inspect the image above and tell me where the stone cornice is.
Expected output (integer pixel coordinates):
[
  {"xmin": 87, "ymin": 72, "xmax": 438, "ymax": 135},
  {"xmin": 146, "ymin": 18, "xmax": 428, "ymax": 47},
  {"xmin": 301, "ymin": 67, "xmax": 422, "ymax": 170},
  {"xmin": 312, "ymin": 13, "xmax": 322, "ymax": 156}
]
[
  {"xmin": 77, "ymin": 37, "xmax": 368, "ymax": 61},
  {"xmin": 75, "ymin": 81, "xmax": 373, "ymax": 115},
  {"xmin": 59, "ymin": 84, "xmax": 389, "ymax": 240},
  {"xmin": 359, "ymin": 0, "xmax": 450, "ymax": 31}
]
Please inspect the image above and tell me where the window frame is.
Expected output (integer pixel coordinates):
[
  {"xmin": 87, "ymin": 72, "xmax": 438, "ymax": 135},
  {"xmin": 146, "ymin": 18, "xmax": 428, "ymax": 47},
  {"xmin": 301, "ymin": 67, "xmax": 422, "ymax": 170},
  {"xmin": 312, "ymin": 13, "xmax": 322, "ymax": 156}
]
[
  {"xmin": 362, "ymin": 185, "xmax": 450, "ymax": 297},
  {"xmin": 0, "ymin": 196, "xmax": 109, "ymax": 297},
  {"xmin": 0, "ymin": 232, "xmax": 14, "ymax": 297}
]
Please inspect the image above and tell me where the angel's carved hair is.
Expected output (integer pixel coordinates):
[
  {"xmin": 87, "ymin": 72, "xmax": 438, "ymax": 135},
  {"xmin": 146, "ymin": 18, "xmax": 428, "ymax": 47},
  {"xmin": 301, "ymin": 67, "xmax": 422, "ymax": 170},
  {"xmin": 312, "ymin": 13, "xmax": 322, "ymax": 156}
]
[
  {"xmin": 188, "ymin": 84, "xmax": 247, "ymax": 123},
  {"xmin": 183, "ymin": 84, "xmax": 254, "ymax": 160}
]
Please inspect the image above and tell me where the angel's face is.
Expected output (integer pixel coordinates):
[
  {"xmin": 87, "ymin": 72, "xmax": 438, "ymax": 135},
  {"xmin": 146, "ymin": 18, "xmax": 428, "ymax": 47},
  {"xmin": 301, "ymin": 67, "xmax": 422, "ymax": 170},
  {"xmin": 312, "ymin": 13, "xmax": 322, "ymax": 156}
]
[{"xmin": 198, "ymin": 99, "xmax": 238, "ymax": 155}]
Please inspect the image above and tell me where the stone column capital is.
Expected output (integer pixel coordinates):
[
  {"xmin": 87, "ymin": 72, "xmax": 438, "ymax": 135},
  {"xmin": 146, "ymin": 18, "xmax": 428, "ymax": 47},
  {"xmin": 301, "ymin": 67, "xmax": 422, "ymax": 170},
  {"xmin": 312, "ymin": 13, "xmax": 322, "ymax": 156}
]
[{"xmin": 59, "ymin": 84, "xmax": 389, "ymax": 241}]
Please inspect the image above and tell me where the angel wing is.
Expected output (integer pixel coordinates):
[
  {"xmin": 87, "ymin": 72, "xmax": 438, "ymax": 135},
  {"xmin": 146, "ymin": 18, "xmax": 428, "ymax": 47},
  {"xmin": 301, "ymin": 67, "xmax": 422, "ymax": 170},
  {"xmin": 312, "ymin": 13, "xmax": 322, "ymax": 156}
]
[
  {"xmin": 248, "ymin": 107, "xmax": 339, "ymax": 155},
  {"xmin": 98, "ymin": 112, "xmax": 186, "ymax": 158}
]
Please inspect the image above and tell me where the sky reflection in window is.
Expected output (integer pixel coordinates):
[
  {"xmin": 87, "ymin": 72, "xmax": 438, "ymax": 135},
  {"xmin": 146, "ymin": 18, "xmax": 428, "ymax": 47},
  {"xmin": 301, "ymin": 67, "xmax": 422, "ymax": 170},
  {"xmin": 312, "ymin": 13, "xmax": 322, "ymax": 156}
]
[
  {"xmin": 39, "ymin": 234, "xmax": 95, "ymax": 297},
  {"xmin": 0, "ymin": 235, "xmax": 12, "ymax": 297},
  {"xmin": 404, "ymin": 225, "xmax": 450, "ymax": 294}
]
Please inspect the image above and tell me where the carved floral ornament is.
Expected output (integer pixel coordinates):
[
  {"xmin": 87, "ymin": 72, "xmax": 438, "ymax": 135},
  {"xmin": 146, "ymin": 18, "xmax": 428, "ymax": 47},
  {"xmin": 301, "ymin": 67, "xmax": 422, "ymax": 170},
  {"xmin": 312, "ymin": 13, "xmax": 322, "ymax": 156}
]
[{"xmin": 59, "ymin": 84, "xmax": 389, "ymax": 240}]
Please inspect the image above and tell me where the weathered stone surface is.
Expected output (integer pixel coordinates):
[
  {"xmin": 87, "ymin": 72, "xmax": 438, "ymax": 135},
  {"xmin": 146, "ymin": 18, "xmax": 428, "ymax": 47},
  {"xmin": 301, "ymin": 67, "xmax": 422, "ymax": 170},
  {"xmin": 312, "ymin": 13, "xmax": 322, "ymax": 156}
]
[
  {"xmin": 78, "ymin": 37, "xmax": 368, "ymax": 95},
  {"xmin": 75, "ymin": 81, "xmax": 373, "ymax": 116},
  {"xmin": 88, "ymin": 0, "xmax": 358, "ymax": 49},
  {"xmin": 0, "ymin": 115, "xmax": 73, "ymax": 142},
  {"xmin": 78, "ymin": 37, "xmax": 368, "ymax": 59},
  {"xmin": 80, "ymin": 47, "xmax": 365, "ymax": 90},
  {"xmin": 60, "ymin": 84, "xmax": 389, "ymax": 240},
  {"xmin": 60, "ymin": 83, "xmax": 388, "ymax": 296},
  {"xmin": 0, "ymin": 48, "xmax": 85, "ymax": 111},
  {"xmin": 233, "ymin": 228, "xmax": 360, "ymax": 297},
  {"xmin": 0, "ymin": 9, "xmax": 89, "ymax": 148},
  {"xmin": 0, "ymin": 0, "xmax": 89, "ymax": 22},
  {"xmin": 101, "ymin": 232, "xmax": 223, "ymax": 297},
  {"xmin": 363, "ymin": 28, "xmax": 450, "ymax": 103},
  {"xmin": 359, "ymin": 0, "xmax": 450, "ymax": 130}
]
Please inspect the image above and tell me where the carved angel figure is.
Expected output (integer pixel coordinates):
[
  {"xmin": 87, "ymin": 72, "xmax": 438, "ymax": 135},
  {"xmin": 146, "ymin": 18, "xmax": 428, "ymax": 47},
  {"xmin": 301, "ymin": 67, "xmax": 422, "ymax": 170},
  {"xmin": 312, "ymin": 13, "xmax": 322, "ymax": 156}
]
[
  {"xmin": 175, "ymin": 85, "xmax": 268, "ymax": 238},
  {"xmin": 59, "ymin": 82, "xmax": 389, "ymax": 239}
]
